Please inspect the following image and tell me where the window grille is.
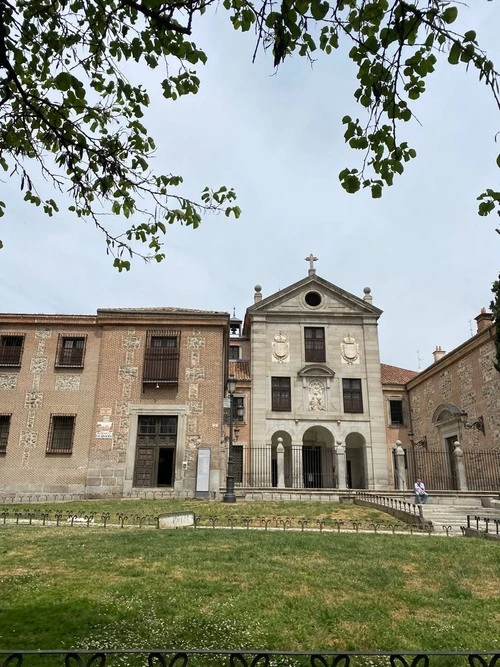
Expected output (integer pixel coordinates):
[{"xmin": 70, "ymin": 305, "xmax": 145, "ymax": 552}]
[
  {"xmin": 389, "ymin": 400, "xmax": 404, "ymax": 425},
  {"xmin": 143, "ymin": 330, "xmax": 180, "ymax": 384},
  {"xmin": 0, "ymin": 335, "xmax": 25, "ymax": 366},
  {"xmin": 271, "ymin": 377, "xmax": 291, "ymax": 411},
  {"xmin": 46, "ymin": 415, "xmax": 76, "ymax": 454},
  {"xmin": 0, "ymin": 415, "xmax": 11, "ymax": 454},
  {"xmin": 342, "ymin": 379, "xmax": 363, "ymax": 413},
  {"xmin": 304, "ymin": 327, "xmax": 326, "ymax": 362},
  {"xmin": 55, "ymin": 335, "xmax": 87, "ymax": 368}
]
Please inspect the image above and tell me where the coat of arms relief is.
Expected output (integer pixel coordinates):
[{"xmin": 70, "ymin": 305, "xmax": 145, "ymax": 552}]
[
  {"xmin": 341, "ymin": 333, "xmax": 360, "ymax": 364},
  {"xmin": 272, "ymin": 332, "xmax": 289, "ymax": 363}
]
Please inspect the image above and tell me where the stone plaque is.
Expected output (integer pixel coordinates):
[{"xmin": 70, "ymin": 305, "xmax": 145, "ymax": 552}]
[
  {"xmin": 196, "ymin": 447, "xmax": 211, "ymax": 498},
  {"xmin": 158, "ymin": 512, "xmax": 195, "ymax": 529}
]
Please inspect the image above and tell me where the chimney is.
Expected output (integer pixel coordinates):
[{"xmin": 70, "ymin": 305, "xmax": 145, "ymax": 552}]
[
  {"xmin": 254, "ymin": 285, "xmax": 262, "ymax": 303},
  {"xmin": 432, "ymin": 345, "xmax": 446, "ymax": 363},
  {"xmin": 475, "ymin": 307, "xmax": 493, "ymax": 333}
]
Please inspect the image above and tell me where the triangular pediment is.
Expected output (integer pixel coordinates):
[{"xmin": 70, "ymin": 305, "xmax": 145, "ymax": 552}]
[{"xmin": 246, "ymin": 274, "xmax": 382, "ymax": 321}]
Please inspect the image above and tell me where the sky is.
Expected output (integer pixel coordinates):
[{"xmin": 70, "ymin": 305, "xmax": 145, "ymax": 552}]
[{"xmin": 0, "ymin": 2, "xmax": 499, "ymax": 371}]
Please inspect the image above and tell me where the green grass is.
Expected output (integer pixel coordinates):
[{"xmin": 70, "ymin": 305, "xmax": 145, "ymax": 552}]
[
  {"xmin": 1, "ymin": 514, "xmax": 500, "ymax": 662},
  {"xmin": 0, "ymin": 499, "xmax": 407, "ymax": 530}
]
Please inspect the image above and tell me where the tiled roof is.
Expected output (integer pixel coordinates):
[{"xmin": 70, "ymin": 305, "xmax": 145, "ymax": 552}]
[
  {"xmin": 381, "ymin": 363, "xmax": 418, "ymax": 385},
  {"xmin": 229, "ymin": 360, "xmax": 251, "ymax": 381},
  {"xmin": 98, "ymin": 307, "xmax": 228, "ymax": 315}
]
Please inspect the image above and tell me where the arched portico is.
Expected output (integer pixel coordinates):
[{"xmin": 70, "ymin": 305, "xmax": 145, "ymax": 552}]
[
  {"xmin": 345, "ymin": 432, "xmax": 367, "ymax": 489},
  {"xmin": 301, "ymin": 425, "xmax": 335, "ymax": 488}
]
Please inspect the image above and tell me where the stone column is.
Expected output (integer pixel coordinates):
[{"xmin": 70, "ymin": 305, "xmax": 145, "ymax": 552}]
[
  {"xmin": 453, "ymin": 441, "xmax": 468, "ymax": 491},
  {"xmin": 335, "ymin": 438, "xmax": 347, "ymax": 490},
  {"xmin": 276, "ymin": 438, "xmax": 285, "ymax": 489},
  {"xmin": 394, "ymin": 440, "xmax": 407, "ymax": 492}
]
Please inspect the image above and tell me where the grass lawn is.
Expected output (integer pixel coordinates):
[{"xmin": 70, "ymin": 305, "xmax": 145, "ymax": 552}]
[
  {"xmin": 1, "ymin": 500, "xmax": 499, "ymax": 665},
  {"xmin": 0, "ymin": 499, "xmax": 409, "ymax": 530}
]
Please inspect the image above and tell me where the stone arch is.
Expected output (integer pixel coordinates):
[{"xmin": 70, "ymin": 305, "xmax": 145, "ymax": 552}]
[
  {"xmin": 301, "ymin": 425, "xmax": 335, "ymax": 488},
  {"xmin": 345, "ymin": 432, "xmax": 367, "ymax": 489},
  {"xmin": 432, "ymin": 403, "xmax": 461, "ymax": 425}
]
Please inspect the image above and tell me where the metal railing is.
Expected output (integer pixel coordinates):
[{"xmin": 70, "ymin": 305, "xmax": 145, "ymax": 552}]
[
  {"xmin": 1, "ymin": 649, "xmax": 499, "ymax": 666},
  {"xmin": 234, "ymin": 445, "xmax": 337, "ymax": 489},
  {"xmin": 406, "ymin": 449, "xmax": 500, "ymax": 492}
]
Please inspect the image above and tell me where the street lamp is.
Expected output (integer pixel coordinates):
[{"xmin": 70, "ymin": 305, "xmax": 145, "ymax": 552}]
[
  {"xmin": 460, "ymin": 411, "xmax": 485, "ymax": 435},
  {"xmin": 408, "ymin": 432, "xmax": 428, "ymax": 449},
  {"xmin": 223, "ymin": 376, "xmax": 237, "ymax": 503}
]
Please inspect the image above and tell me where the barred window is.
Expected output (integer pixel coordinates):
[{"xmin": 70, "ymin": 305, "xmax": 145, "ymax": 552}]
[
  {"xmin": 47, "ymin": 415, "xmax": 76, "ymax": 454},
  {"xmin": 55, "ymin": 335, "xmax": 87, "ymax": 368},
  {"xmin": 143, "ymin": 331, "xmax": 180, "ymax": 385},
  {"xmin": 232, "ymin": 396, "xmax": 245, "ymax": 422},
  {"xmin": 0, "ymin": 415, "xmax": 11, "ymax": 455},
  {"xmin": 304, "ymin": 327, "xmax": 325, "ymax": 362},
  {"xmin": 389, "ymin": 400, "xmax": 404, "ymax": 425},
  {"xmin": 271, "ymin": 377, "xmax": 291, "ymax": 412},
  {"xmin": 0, "ymin": 335, "xmax": 25, "ymax": 366},
  {"xmin": 342, "ymin": 379, "xmax": 363, "ymax": 413}
]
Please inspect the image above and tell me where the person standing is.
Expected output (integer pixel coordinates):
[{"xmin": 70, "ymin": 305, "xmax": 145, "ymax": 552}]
[{"xmin": 414, "ymin": 478, "xmax": 429, "ymax": 504}]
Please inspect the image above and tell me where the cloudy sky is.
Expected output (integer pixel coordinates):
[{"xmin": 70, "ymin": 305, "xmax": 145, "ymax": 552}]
[{"xmin": 0, "ymin": 2, "xmax": 498, "ymax": 371}]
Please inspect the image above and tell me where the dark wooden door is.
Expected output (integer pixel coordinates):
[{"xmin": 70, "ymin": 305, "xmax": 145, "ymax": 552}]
[{"xmin": 134, "ymin": 416, "xmax": 177, "ymax": 487}]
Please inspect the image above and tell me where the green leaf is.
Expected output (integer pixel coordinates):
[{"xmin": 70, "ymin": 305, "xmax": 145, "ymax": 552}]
[
  {"xmin": 448, "ymin": 41, "xmax": 461, "ymax": 65},
  {"xmin": 53, "ymin": 72, "xmax": 72, "ymax": 91},
  {"xmin": 442, "ymin": 6, "xmax": 458, "ymax": 24}
]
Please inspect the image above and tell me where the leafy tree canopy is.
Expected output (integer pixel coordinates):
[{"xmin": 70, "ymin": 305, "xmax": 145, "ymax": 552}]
[{"xmin": 0, "ymin": 0, "xmax": 499, "ymax": 269}]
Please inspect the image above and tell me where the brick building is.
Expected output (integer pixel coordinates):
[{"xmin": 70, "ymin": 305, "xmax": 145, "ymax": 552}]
[{"xmin": 0, "ymin": 308, "xmax": 229, "ymax": 497}]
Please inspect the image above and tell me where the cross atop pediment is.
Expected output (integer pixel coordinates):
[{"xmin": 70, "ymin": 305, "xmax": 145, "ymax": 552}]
[{"xmin": 305, "ymin": 253, "xmax": 318, "ymax": 276}]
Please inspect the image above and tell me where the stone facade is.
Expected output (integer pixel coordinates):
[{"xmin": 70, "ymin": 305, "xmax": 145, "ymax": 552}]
[
  {"xmin": 406, "ymin": 326, "xmax": 500, "ymax": 452},
  {"xmin": 235, "ymin": 269, "xmax": 389, "ymax": 490}
]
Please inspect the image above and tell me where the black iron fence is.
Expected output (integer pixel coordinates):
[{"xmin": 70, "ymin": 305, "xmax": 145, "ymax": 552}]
[
  {"xmin": 406, "ymin": 449, "xmax": 500, "ymax": 491},
  {"xmin": 1, "ymin": 649, "xmax": 500, "ymax": 666},
  {"xmin": 233, "ymin": 445, "xmax": 337, "ymax": 489}
]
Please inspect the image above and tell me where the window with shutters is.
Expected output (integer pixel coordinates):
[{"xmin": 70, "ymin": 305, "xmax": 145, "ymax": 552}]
[
  {"xmin": 271, "ymin": 377, "xmax": 291, "ymax": 412},
  {"xmin": 0, "ymin": 335, "xmax": 25, "ymax": 367},
  {"xmin": 46, "ymin": 415, "xmax": 76, "ymax": 454},
  {"xmin": 0, "ymin": 415, "xmax": 11, "ymax": 455},
  {"xmin": 55, "ymin": 335, "xmax": 87, "ymax": 368},
  {"xmin": 143, "ymin": 331, "xmax": 180, "ymax": 385},
  {"xmin": 342, "ymin": 379, "xmax": 363, "ymax": 413},
  {"xmin": 304, "ymin": 327, "xmax": 325, "ymax": 362}
]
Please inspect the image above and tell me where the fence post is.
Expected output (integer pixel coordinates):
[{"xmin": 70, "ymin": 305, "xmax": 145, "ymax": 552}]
[
  {"xmin": 276, "ymin": 438, "xmax": 285, "ymax": 489},
  {"xmin": 394, "ymin": 440, "xmax": 407, "ymax": 493},
  {"xmin": 453, "ymin": 441, "xmax": 468, "ymax": 491},
  {"xmin": 335, "ymin": 438, "xmax": 347, "ymax": 490}
]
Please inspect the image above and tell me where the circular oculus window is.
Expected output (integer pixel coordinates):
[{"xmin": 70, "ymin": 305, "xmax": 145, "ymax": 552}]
[{"xmin": 305, "ymin": 291, "xmax": 322, "ymax": 307}]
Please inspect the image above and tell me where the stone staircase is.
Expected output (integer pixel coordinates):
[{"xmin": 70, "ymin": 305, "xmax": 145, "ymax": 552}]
[{"xmin": 417, "ymin": 501, "xmax": 499, "ymax": 536}]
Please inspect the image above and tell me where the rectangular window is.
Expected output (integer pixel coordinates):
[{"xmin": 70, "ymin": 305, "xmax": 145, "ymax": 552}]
[
  {"xmin": 229, "ymin": 346, "xmax": 240, "ymax": 360},
  {"xmin": 304, "ymin": 327, "xmax": 325, "ymax": 362},
  {"xmin": 232, "ymin": 396, "xmax": 245, "ymax": 422},
  {"xmin": 389, "ymin": 400, "xmax": 404, "ymax": 425},
  {"xmin": 55, "ymin": 335, "xmax": 87, "ymax": 368},
  {"xmin": 0, "ymin": 415, "xmax": 11, "ymax": 455},
  {"xmin": 0, "ymin": 335, "xmax": 25, "ymax": 367},
  {"xmin": 271, "ymin": 377, "xmax": 291, "ymax": 412},
  {"xmin": 342, "ymin": 379, "xmax": 363, "ymax": 413},
  {"xmin": 47, "ymin": 415, "xmax": 76, "ymax": 454},
  {"xmin": 143, "ymin": 331, "xmax": 180, "ymax": 385}
]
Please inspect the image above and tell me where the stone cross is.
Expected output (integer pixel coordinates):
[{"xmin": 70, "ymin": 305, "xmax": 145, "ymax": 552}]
[{"xmin": 305, "ymin": 253, "xmax": 318, "ymax": 275}]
